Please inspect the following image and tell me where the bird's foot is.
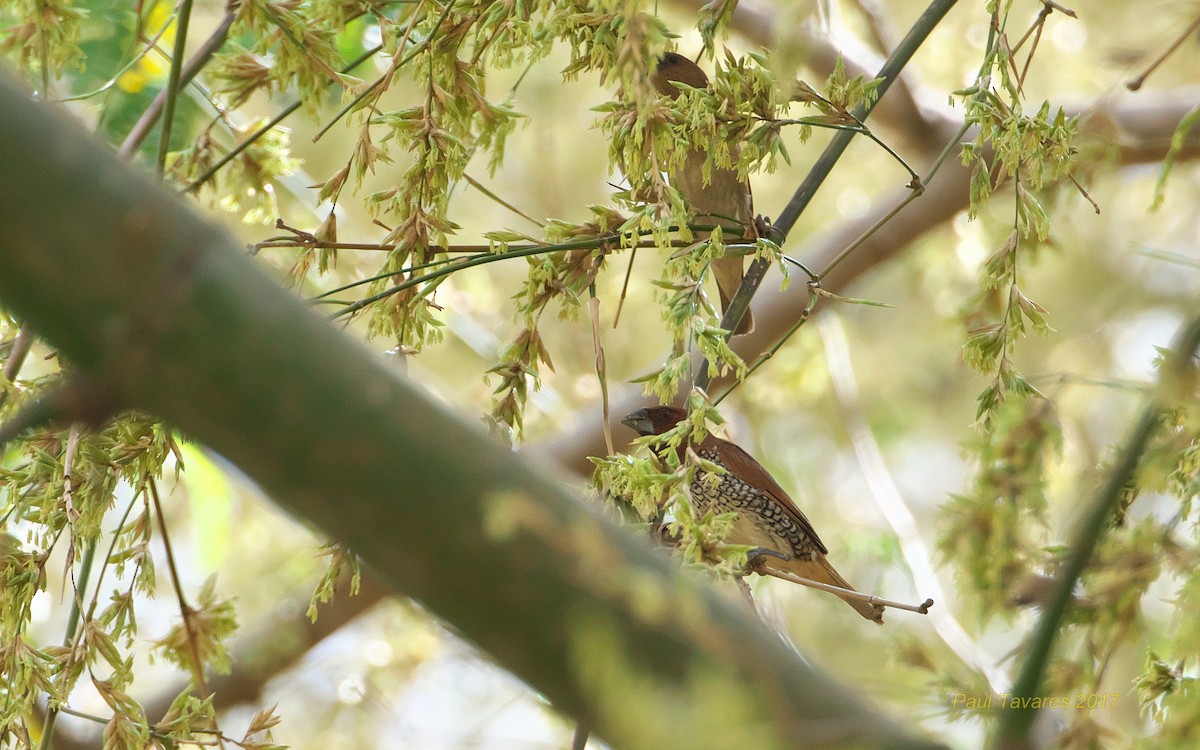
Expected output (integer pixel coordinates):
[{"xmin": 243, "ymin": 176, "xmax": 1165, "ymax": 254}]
[
  {"xmin": 755, "ymin": 215, "xmax": 787, "ymax": 246},
  {"xmin": 651, "ymin": 518, "xmax": 682, "ymax": 549},
  {"xmin": 744, "ymin": 547, "xmax": 791, "ymax": 574}
]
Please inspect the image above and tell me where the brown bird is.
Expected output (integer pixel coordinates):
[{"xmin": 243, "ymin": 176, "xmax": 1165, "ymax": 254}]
[
  {"xmin": 622, "ymin": 405, "xmax": 884, "ymax": 623},
  {"xmin": 652, "ymin": 52, "xmax": 755, "ymax": 335}
]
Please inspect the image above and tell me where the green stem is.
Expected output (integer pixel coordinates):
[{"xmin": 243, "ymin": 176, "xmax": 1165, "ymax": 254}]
[{"xmin": 155, "ymin": 0, "xmax": 195, "ymax": 177}]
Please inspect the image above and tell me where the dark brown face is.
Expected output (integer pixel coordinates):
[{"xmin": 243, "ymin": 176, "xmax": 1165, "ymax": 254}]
[
  {"xmin": 621, "ymin": 405, "xmax": 688, "ymax": 436},
  {"xmin": 652, "ymin": 52, "xmax": 709, "ymax": 98}
]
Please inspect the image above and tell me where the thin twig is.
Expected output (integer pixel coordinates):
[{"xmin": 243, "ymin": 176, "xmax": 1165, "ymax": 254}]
[
  {"xmin": 85, "ymin": 492, "xmax": 147, "ymax": 626},
  {"xmin": 1068, "ymin": 173, "xmax": 1100, "ymax": 214},
  {"xmin": 38, "ymin": 428, "xmax": 96, "ymax": 750},
  {"xmin": 463, "ymin": 173, "xmax": 545, "ymax": 228},
  {"xmin": 612, "ymin": 247, "xmax": 638, "ymax": 329},
  {"xmin": 819, "ymin": 120, "xmax": 963, "ymax": 281},
  {"xmin": 257, "ymin": 221, "xmax": 717, "ymax": 256},
  {"xmin": 1127, "ymin": 12, "xmax": 1200, "ymax": 91},
  {"xmin": 1014, "ymin": 7, "xmax": 1048, "ymax": 90},
  {"xmin": 713, "ymin": 297, "xmax": 814, "ymax": 407},
  {"xmin": 150, "ymin": 477, "xmax": 211, "ymax": 694},
  {"xmin": 52, "ymin": 705, "xmax": 108, "ymax": 725},
  {"xmin": 62, "ymin": 425, "xmax": 81, "ymax": 525},
  {"xmin": 767, "ymin": 113, "xmax": 920, "ymax": 185},
  {"xmin": 764, "ymin": 568, "xmax": 932, "ymax": 615}
]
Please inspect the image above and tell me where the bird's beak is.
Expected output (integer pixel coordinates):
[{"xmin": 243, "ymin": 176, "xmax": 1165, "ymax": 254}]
[{"xmin": 620, "ymin": 409, "xmax": 652, "ymax": 435}]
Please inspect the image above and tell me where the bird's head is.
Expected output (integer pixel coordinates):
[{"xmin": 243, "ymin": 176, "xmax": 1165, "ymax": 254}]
[
  {"xmin": 621, "ymin": 405, "xmax": 688, "ymax": 437},
  {"xmin": 652, "ymin": 52, "xmax": 708, "ymax": 98}
]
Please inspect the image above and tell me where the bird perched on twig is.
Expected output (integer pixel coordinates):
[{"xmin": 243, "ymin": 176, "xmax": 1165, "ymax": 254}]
[
  {"xmin": 622, "ymin": 405, "xmax": 884, "ymax": 623},
  {"xmin": 652, "ymin": 52, "xmax": 755, "ymax": 336}
]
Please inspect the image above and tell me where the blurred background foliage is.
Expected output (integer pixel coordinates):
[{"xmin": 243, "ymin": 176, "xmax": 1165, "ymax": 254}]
[{"xmin": 3, "ymin": 0, "xmax": 1200, "ymax": 748}]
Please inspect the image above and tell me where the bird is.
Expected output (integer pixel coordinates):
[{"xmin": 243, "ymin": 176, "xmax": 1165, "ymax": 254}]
[
  {"xmin": 622, "ymin": 405, "xmax": 884, "ymax": 623},
  {"xmin": 651, "ymin": 52, "xmax": 755, "ymax": 336}
]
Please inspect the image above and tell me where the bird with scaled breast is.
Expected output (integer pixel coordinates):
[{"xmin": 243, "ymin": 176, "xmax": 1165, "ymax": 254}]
[
  {"xmin": 652, "ymin": 52, "xmax": 755, "ymax": 336},
  {"xmin": 622, "ymin": 405, "xmax": 885, "ymax": 624}
]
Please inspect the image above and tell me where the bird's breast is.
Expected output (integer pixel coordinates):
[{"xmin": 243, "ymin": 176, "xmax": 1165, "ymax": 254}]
[
  {"xmin": 672, "ymin": 149, "xmax": 753, "ymax": 226},
  {"xmin": 689, "ymin": 450, "xmax": 819, "ymax": 561}
]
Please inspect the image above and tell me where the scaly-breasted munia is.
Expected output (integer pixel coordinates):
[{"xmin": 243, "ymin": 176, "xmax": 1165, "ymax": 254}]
[
  {"xmin": 622, "ymin": 405, "xmax": 884, "ymax": 623},
  {"xmin": 652, "ymin": 52, "xmax": 755, "ymax": 336}
]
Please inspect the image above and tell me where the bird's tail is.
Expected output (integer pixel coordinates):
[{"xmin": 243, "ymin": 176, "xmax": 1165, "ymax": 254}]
[
  {"xmin": 714, "ymin": 257, "xmax": 753, "ymax": 335},
  {"xmin": 762, "ymin": 555, "xmax": 885, "ymax": 624}
]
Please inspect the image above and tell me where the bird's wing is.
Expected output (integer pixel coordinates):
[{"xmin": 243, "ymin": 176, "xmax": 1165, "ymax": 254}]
[{"xmin": 709, "ymin": 437, "xmax": 829, "ymax": 555}]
